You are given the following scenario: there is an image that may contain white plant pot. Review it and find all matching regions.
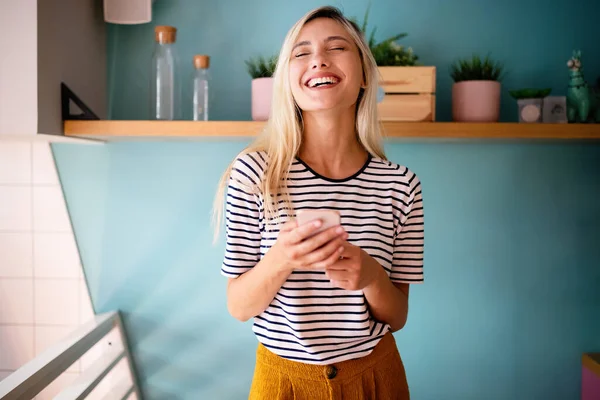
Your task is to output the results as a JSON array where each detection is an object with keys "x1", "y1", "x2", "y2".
[
  {"x1": 452, "y1": 80, "x2": 501, "y2": 122},
  {"x1": 251, "y1": 77, "x2": 274, "y2": 121}
]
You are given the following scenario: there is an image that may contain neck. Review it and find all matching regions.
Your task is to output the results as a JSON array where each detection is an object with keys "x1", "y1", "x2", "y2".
[{"x1": 298, "y1": 106, "x2": 366, "y2": 168}]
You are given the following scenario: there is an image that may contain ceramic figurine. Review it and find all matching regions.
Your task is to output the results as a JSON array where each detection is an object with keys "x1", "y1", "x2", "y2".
[{"x1": 566, "y1": 50, "x2": 599, "y2": 123}]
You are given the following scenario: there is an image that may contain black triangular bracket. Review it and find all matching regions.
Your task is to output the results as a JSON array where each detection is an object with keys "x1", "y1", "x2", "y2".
[{"x1": 61, "y1": 82, "x2": 99, "y2": 121}]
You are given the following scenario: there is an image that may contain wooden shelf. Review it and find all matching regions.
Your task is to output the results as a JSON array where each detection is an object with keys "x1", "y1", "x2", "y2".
[{"x1": 63, "y1": 120, "x2": 600, "y2": 141}]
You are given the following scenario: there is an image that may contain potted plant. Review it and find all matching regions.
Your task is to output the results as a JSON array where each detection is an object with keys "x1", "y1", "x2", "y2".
[
  {"x1": 450, "y1": 53, "x2": 505, "y2": 122},
  {"x1": 509, "y1": 88, "x2": 552, "y2": 123},
  {"x1": 351, "y1": 7, "x2": 436, "y2": 121},
  {"x1": 351, "y1": 6, "x2": 419, "y2": 67},
  {"x1": 245, "y1": 54, "x2": 278, "y2": 121}
]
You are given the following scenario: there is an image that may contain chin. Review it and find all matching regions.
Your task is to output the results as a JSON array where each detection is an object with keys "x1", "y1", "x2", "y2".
[
  {"x1": 297, "y1": 96, "x2": 354, "y2": 112},
  {"x1": 300, "y1": 101, "x2": 356, "y2": 114},
  {"x1": 300, "y1": 103, "x2": 338, "y2": 112}
]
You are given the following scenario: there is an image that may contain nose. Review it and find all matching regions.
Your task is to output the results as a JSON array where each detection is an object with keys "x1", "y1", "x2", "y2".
[
  {"x1": 311, "y1": 60, "x2": 328, "y2": 69},
  {"x1": 310, "y1": 50, "x2": 329, "y2": 69}
]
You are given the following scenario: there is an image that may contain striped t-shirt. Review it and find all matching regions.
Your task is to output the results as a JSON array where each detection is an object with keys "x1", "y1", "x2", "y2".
[{"x1": 221, "y1": 150, "x2": 424, "y2": 365}]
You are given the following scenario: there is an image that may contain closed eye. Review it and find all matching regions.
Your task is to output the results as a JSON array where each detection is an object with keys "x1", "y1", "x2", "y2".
[{"x1": 295, "y1": 52, "x2": 309, "y2": 58}]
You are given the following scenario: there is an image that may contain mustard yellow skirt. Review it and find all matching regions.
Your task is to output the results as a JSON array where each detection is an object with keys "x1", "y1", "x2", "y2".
[{"x1": 248, "y1": 332, "x2": 410, "y2": 400}]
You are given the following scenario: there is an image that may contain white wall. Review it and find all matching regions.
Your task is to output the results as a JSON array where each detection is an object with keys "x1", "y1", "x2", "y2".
[
  {"x1": 0, "y1": 140, "x2": 134, "y2": 399},
  {"x1": 0, "y1": 0, "x2": 38, "y2": 135}
]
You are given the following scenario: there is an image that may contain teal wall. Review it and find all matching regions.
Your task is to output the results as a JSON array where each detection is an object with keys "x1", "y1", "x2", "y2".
[
  {"x1": 53, "y1": 140, "x2": 600, "y2": 399},
  {"x1": 52, "y1": 0, "x2": 600, "y2": 399},
  {"x1": 107, "y1": 0, "x2": 600, "y2": 122}
]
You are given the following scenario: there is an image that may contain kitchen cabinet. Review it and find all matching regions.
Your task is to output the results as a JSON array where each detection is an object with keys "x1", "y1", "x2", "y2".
[{"x1": 0, "y1": 0, "x2": 106, "y2": 142}]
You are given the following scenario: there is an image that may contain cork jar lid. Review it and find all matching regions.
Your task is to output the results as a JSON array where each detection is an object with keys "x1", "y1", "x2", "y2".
[
  {"x1": 194, "y1": 55, "x2": 210, "y2": 69},
  {"x1": 155, "y1": 26, "x2": 177, "y2": 44}
]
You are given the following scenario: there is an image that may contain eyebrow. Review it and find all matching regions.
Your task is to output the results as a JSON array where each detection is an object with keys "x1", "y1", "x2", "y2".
[{"x1": 292, "y1": 35, "x2": 351, "y2": 51}]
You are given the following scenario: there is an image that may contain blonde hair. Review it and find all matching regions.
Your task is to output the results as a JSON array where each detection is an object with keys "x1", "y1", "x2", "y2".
[{"x1": 211, "y1": 5, "x2": 387, "y2": 242}]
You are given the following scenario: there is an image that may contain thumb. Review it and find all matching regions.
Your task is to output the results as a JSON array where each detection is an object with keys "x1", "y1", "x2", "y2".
[{"x1": 280, "y1": 219, "x2": 297, "y2": 233}]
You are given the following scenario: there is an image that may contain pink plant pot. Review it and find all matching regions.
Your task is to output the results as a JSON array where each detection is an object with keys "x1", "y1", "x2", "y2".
[
  {"x1": 452, "y1": 80, "x2": 501, "y2": 122},
  {"x1": 251, "y1": 77, "x2": 274, "y2": 121}
]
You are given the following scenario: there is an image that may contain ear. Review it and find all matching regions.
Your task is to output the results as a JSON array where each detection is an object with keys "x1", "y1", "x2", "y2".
[
  {"x1": 361, "y1": 73, "x2": 367, "y2": 89},
  {"x1": 361, "y1": 67, "x2": 368, "y2": 89}
]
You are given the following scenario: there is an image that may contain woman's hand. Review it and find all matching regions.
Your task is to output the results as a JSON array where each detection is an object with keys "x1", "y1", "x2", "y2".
[
  {"x1": 270, "y1": 219, "x2": 348, "y2": 273},
  {"x1": 324, "y1": 242, "x2": 381, "y2": 291}
]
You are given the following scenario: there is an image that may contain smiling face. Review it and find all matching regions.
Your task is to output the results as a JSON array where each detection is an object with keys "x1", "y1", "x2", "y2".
[{"x1": 289, "y1": 17, "x2": 364, "y2": 114}]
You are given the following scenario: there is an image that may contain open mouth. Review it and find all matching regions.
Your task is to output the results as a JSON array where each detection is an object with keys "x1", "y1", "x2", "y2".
[{"x1": 305, "y1": 76, "x2": 340, "y2": 88}]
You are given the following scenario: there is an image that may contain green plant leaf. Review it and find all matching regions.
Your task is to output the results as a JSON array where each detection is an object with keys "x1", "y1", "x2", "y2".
[
  {"x1": 352, "y1": 5, "x2": 419, "y2": 66},
  {"x1": 245, "y1": 54, "x2": 278, "y2": 79},
  {"x1": 368, "y1": 27, "x2": 377, "y2": 49},
  {"x1": 379, "y1": 33, "x2": 408, "y2": 44},
  {"x1": 449, "y1": 53, "x2": 505, "y2": 82},
  {"x1": 361, "y1": 5, "x2": 370, "y2": 34},
  {"x1": 509, "y1": 88, "x2": 552, "y2": 99}
]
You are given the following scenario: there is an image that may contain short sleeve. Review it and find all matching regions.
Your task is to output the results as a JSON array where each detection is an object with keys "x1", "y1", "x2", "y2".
[
  {"x1": 220, "y1": 156, "x2": 263, "y2": 278},
  {"x1": 390, "y1": 172, "x2": 424, "y2": 283}
]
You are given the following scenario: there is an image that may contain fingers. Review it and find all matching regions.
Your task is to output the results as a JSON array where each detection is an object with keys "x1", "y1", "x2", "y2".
[
  {"x1": 325, "y1": 268, "x2": 351, "y2": 290},
  {"x1": 304, "y1": 238, "x2": 346, "y2": 269},
  {"x1": 295, "y1": 226, "x2": 346, "y2": 254},
  {"x1": 329, "y1": 280, "x2": 349, "y2": 290},
  {"x1": 286, "y1": 219, "x2": 324, "y2": 244},
  {"x1": 280, "y1": 220, "x2": 297, "y2": 233},
  {"x1": 278, "y1": 219, "x2": 349, "y2": 271},
  {"x1": 305, "y1": 241, "x2": 352, "y2": 271},
  {"x1": 322, "y1": 253, "x2": 352, "y2": 270},
  {"x1": 326, "y1": 269, "x2": 350, "y2": 290},
  {"x1": 325, "y1": 268, "x2": 346, "y2": 281}
]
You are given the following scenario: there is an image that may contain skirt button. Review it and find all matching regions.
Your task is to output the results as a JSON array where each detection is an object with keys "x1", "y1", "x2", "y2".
[{"x1": 325, "y1": 365, "x2": 337, "y2": 379}]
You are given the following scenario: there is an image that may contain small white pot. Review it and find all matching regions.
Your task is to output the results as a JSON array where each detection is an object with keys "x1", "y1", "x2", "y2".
[
  {"x1": 452, "y1": 80, "x2": 501, "y2": 122},
  {"x1": 251, "y1": 77, "x2": 274, "y2": 121}
]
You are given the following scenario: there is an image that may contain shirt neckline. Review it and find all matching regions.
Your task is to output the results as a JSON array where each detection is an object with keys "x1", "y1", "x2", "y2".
[{"x1": 294, "y1": 153, "x2": 372, "y2": 183}]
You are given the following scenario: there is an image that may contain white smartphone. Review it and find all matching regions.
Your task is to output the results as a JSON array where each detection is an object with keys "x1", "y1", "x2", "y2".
[{"x1": 296, "y1": 209, "x2": 341, "y2": 237}]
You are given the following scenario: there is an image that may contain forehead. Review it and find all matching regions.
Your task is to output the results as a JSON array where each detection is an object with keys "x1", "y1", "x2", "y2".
[{"x1": 295, "y1": 17, "x2": 352, "y2": 43}]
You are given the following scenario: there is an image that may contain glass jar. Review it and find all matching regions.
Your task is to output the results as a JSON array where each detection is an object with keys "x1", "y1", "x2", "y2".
[
  {"x1": 150, "y1": 25, "x2": 181, "y2": 120},
  {"x1": 192, "y1": 55, "x2": 210, "y2": 121}
]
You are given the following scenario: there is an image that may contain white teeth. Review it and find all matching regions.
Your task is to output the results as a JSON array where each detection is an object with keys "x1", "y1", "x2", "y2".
[{"x1": 308, "y1": 76, "x2": 339, "y2": 88}]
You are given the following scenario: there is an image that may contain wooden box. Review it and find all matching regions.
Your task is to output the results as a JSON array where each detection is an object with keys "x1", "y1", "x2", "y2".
[{"x1": 377, "y1": 66, "x2": 436, "y2": 122}]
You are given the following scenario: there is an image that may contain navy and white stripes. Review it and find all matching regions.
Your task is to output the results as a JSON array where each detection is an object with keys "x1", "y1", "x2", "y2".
[{"x1": 221, "y1": 151, "x2": 424, "y2": 364}]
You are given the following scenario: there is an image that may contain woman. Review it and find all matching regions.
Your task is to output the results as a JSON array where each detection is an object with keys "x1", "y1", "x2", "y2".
[{"x1": 213, "y1": 6, "x2": 424, "y2": 399}]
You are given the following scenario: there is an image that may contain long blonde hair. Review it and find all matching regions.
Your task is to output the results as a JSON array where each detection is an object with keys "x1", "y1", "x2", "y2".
[{"x1": 212, "y1": 6, "x2": 387, "y2": 242}]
